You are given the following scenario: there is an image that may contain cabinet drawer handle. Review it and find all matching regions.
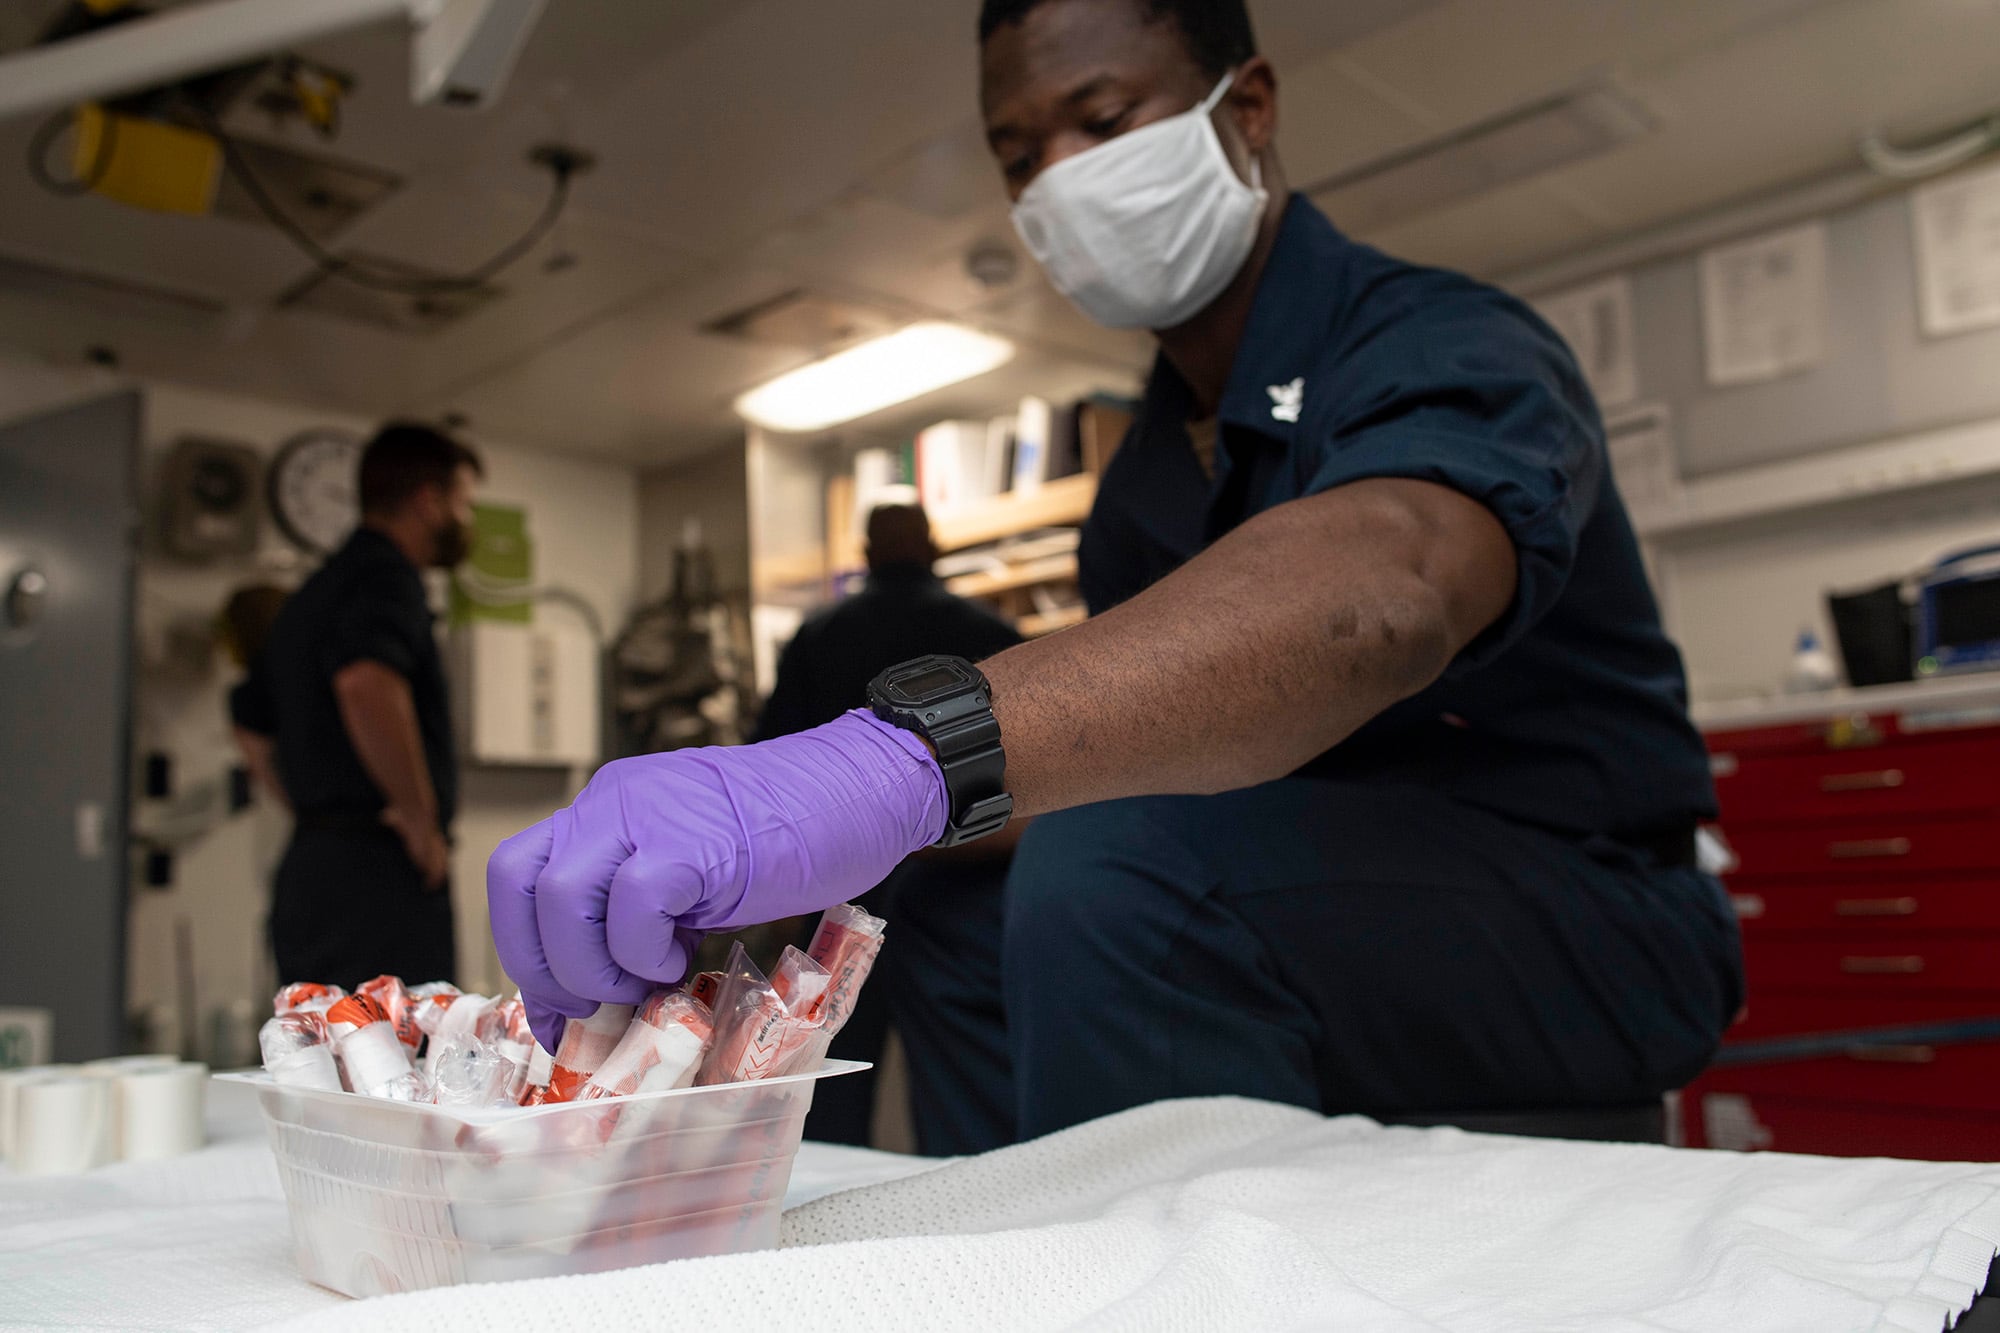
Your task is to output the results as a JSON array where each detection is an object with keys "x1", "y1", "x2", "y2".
[
  {"x1": 1845, "y1": 1044, "x2": 1937, "y2": 1064},
  {"x1": 1839, "y1": 955, "x2": 1925, "y2": 974},
  {"x1": 1828, "y1": 837, "x2": 1913, "y2": 859},
  {"x1": 1820, "y1": 769, "x2": 1906, "y2": 793},
  {"x1": 1834, "y1": 897, "x2": 1919, "y2": 917}
]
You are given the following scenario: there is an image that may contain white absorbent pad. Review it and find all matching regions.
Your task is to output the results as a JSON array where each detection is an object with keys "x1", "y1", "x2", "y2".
[{"x1": 266, "y1": 1096, "x2": 2000, "y2": 1333}]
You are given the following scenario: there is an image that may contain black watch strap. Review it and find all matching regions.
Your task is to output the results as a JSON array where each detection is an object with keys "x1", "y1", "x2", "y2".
[{"x1": 867, "y1": 655, "x2": 1012, "y2": 847}]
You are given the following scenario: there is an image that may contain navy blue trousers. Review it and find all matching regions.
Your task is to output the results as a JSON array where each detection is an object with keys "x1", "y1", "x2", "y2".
[{"x1": 889, "y1": 779, "x2": 1744, "y2": 1156}]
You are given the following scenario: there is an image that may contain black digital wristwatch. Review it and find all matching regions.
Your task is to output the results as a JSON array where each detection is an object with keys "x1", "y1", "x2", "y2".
[{"x1": 867, "y1": 654, "x2": 1012, "y2": 847}]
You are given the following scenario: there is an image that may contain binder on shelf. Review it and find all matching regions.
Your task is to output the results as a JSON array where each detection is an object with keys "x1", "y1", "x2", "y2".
[
  {"x1": 916, "y1": 419, "x2": 1001, "y2": 516},
  {"x1": 1012, "y1": 396, "x2": 1054, "y2": 496},
  {"x1": 985, "y1": 416, "x2": 1016, "y2": 506}
]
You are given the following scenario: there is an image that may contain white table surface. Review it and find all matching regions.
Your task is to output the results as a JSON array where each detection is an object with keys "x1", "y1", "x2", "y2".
[{"x1": 0, "y1": 1075, "x2": 937, "y2": 1332}]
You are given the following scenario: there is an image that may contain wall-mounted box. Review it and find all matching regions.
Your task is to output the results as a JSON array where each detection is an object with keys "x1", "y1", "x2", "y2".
[{"x1": 450, "y1": 621, "x2": 599, "y2": 767}]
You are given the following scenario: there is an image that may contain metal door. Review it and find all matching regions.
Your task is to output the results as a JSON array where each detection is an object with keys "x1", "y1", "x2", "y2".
[{"x1": 0, "y1": 392, "x2": 138, "y2": 1061}]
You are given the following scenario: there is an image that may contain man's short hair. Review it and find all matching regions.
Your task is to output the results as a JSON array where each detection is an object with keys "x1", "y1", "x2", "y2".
[
  {"x1": 865, "y1": 503, "x2": 935, "y2": 569},
  {"x1": 977, "y1": 0, "x2": 1257, "y2": 79},
  {"x1": 357, "y1": 421, "x2": 483, "y2": 517}
]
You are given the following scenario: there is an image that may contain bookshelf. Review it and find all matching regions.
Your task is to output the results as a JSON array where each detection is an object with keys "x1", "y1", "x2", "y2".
[
  {"x1": 945, "y1": 552, "x2": 1079, "y2": 600},
  {"x1": 819, "y1": 399, "x2": 1132, "y2": 640},
  {"x1": 932, "y1": 475, "x2": 1098, "y2": 552}
]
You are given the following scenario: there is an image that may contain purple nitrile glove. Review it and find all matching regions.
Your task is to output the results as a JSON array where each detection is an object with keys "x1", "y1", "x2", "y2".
[{"x1": 487, "y1": 709, "x2": 948, "y2": 1051}]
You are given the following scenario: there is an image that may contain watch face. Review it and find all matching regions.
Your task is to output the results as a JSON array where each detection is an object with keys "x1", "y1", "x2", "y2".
[
  {"x1": 891, "y1": 663, "x2": 967, "y2": 701},
  {"x1": 269, "y1": 429, "x2": 362, "y2": 555}
]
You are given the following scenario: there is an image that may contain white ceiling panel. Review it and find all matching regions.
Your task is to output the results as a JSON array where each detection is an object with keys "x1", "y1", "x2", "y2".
[
  {"x1": 540, "y1": 0, "x2": 987, "y2": 255},
  {"x1": 439, "y1": 264, "x2": 822, "y2": 463},
  {"x1": 971, "y1": 282, "x2": 1156, "y2": 375},
  {"x1": 1360, "y1": 179, "x2": 1606, "y2": 278},
  {"x1": 0, "y1": 285, "x2": 436, "y2": 415},
  {"x1": 1534, "y1": 0, "x2": 2000, "y2": 236},
  {"x1": 1250, "y1": 0, "x2": 1454, "y2": 65},
  {"x1": 1335, "y1": 0, "x2": 1848, "y2": 132},
  {"x1": 1274, "y1": 54, "x2": 1436, "y2": 187}
]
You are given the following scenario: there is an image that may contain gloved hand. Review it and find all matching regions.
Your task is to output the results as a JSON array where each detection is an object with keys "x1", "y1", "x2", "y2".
[{"x1": 488, "y1": 709, "x2": 948, "y2": 1051}]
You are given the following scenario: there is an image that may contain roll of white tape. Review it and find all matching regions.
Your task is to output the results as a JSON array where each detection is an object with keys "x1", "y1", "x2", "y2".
[
  {"x1": 116, "y1": 1063, "x2": 207, "y2": 1162},
  {"x1": 78, "y1": 1060, "x2": 150, "y2": 1164},
  {"x1": 13, "y1": 1076, "x2": 112, "y2": 1176},
  {"x1": 0, "y1": 1065, "x2": 80, "y2": 1164}
]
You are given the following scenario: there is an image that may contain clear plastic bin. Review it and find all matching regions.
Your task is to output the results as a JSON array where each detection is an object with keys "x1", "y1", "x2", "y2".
[{"x1": 218, "y1": 1060, "x2": 865, "y2": 1297}]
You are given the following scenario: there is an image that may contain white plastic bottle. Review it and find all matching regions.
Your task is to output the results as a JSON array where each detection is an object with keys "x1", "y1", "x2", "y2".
[{"x1": 1783, "y1": 627, "x2": 1841, "y2": 694}]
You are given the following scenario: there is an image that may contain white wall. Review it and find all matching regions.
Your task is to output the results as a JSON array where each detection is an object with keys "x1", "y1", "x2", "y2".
[
  {"x1": 1659, "y1": 480, "x2": 2000, "y2": 703},
  {"x1": 638, "y1": 443, "x2": 750, "y2": 601},
  {"x1": 1552, "y1": 170, "x2": 2000, "y2": 703},
  {"x1": 0, "y1": 351, "x2": 640, "y2": 1058}
]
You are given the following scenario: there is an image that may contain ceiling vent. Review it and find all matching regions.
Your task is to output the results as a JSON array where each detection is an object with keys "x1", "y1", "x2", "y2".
[
  {"x1": 702, "y1": 288, "x2": 901, "y2": 351},
  {"x1": 0, "y1": 250, "x2": 225, "y2": 329},
  {"x1": 1306, "y1": 82, "x2": 1656, "y2": 233},
  {"x1": 212, "y1": 135, "x2": 402, "y2": 243},
  {"x1": 276, "y1": 253, "x2": 501, "y2": 334}
]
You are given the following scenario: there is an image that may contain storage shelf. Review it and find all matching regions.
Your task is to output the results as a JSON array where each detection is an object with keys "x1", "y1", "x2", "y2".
[
  {"x1": 931, "y1": 474, "x2": 1097, "y2": 553},
  {"x1": 945, "y1": 553, "x2": 1078, "y2": 600},
  {"x1": 1635, "y1": 414, "x2": 2000, "y2": 545}
]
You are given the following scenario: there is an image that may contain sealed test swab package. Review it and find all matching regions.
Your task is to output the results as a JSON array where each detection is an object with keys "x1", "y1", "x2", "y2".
[{"x1": 229, "y1": 903, "x2": 882, "y2": 1297}]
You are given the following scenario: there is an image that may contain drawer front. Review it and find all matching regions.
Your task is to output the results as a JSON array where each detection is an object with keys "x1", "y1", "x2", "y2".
[
  {"x1": 1728, "y1": 994, "x2": 2000, "y2": 1040},
  {"x1": 1712, "y1": 735, "x2": 2000, "y2": 825},
  {"x1": 1728, "y1": 879, "x2": 2000, "y2": 933},
  {"x1": 1702, "y1": 1039, "x2": 2000, "y2": 1113},
  {"x1": 1743, "y1": 934, "x2": 2000, "y2": 995},
  {"x1": 1681, "y1": 1088, "x2": 2000, "y2": 1160},
  {"x1": 1726, "y1": 815, "x2": 2000, "y2": 876}
]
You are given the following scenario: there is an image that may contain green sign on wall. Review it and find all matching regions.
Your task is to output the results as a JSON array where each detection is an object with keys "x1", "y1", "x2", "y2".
[{"x1": 450, "y1": 502, "x2": 533, "y2": 625}]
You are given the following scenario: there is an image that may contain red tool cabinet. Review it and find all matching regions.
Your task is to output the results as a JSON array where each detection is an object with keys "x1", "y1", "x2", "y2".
[{"x1": 1682, "y1": 698, "x2": 2000, "y2": 1160}]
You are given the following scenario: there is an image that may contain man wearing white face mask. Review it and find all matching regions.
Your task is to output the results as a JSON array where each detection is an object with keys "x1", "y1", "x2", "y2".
[{"x1": 488, "y1": 0, "x2": 1742, "y2": 1156}]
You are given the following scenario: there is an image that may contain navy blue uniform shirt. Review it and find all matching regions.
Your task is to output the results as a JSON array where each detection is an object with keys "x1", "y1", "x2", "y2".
[
  {"x1": 1079, "y1": 194, "x2": 1715, "y2": 842},
  {"x1": 230, "y1": 527, "x2": 457, "y2": 830}
]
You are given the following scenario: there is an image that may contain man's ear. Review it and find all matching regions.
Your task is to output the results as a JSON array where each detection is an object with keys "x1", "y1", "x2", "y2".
[{"x1": 1229, "y1": 56, "x2": 1277, "y2": 155}]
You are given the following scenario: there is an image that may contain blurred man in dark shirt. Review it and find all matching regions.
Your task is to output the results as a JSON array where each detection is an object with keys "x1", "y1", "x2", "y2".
[
  {"x1": 755, "y1": 504, "x2": 1023, "y2": 1148},
  {"x1": 232, "y1": 423, "x2": 481, "y2": 990}
]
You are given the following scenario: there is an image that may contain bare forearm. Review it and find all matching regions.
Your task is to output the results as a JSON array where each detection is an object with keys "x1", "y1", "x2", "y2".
[
  {"x1": 232, "y1": 727, "x2": 290, "y2": 811},
  {"x1": 984, "y1": 479, "x2": 1516, "y2": 817},
  {"x1": 334, "y1": 662, "x2": 437, "y2": 823}
]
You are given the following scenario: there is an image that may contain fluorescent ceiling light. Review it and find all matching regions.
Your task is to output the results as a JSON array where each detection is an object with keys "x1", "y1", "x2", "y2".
[{"x1": 734, "y1": 321, "x2": 1016, "y2": 433}]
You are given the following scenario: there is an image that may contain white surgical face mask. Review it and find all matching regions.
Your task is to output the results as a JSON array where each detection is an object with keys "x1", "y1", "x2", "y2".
[{"x1": 1011, "y1": 71, "x2": 1267, "y2": 331}]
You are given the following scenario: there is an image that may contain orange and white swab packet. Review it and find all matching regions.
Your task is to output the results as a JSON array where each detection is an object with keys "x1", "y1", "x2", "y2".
[
  {"x1": 544, "y1": 1002, "x2": 635, "y2": 1103},
  {"x1": 324, "y1": 994, "x2": 429, "y2": 1101},
  {"x1": 258, "y1": 1010, "x2": 343, "y2": 1091},
  {"x1": 423, "y1": 995, "x2": 528, "y2": 1108},
  {"x1": 696, "y1": 943, "x2": 826, "y2": 1086},
  {"x1": 273, "y1": 982, "x2": 344, "y2": 1016},
  {"x1": 356, "y1": 975, "x2": 428, "y2": 1054},
  {"x1": 806, "y1": 902, "x2": 886, "y2": 1036},
  {"x1": 576, "y1": 991, "x2": 714, "y2": 1100}
]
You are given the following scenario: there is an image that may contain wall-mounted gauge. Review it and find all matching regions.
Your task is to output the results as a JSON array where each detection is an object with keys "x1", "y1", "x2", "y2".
[
  {"x1": 267, "y1": 428, "x2": 362, "y2": 556},
  {"x1": 162, "y1": 438, "x2": 262, "y2": 561}
]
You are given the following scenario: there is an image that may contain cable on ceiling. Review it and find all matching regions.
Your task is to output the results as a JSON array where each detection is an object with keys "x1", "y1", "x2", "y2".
[
  {"x1": 1859, "y1": 114, "x2": 2000, "y2": 181},
  {"x1": 190, "y1": 100, "x2": 580, "y2": 296},
  {"x1": 25, "y1": 106, "x2": 118, "y2": 196}
]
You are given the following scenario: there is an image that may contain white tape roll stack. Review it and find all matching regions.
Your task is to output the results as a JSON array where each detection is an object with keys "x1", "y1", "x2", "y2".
[
  {"x1": 12, "y1": 1076, "x2": 113, "y2": 1176},
  {"x1": 115, "y1": 1062, "x2": 208, "y2": 1162}
]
